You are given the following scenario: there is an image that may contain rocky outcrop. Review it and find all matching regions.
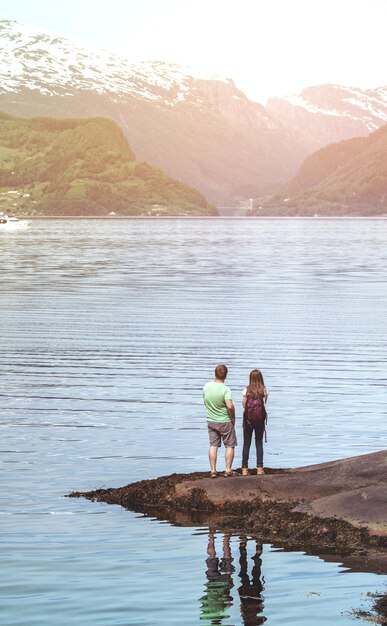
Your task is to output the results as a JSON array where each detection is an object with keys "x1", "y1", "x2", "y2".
[
  {"x1": 68, "y1": 451, "x2": 387, "y2": 566},
  {"x1": 175, "y1": 451, "x2": 387, "y2": 536}
]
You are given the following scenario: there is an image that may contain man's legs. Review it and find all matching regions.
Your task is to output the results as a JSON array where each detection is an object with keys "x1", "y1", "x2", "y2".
[
  {"x1": 209, "y1": 446, "x2": 218, "y2": 473},
  {"x1": 225, "y1": 446, "x2": 234, "y2": 473}
]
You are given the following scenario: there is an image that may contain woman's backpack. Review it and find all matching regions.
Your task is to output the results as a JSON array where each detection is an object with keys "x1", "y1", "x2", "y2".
[{"x1": 244, "y1": 394, "x2": 267, "y2": 427}]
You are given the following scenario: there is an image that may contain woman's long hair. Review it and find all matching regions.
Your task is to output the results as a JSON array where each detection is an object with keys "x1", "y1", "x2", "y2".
[{"x1": 246, "y1": 369, "x2": 265, "y2": 397}]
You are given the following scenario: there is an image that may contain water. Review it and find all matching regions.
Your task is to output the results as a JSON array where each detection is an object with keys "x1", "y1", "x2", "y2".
[{"x1": 1, "y1": 218, "x2": 386, "y2": 625}]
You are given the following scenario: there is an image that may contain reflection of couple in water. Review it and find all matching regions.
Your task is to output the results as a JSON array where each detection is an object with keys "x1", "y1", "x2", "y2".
[{"x1": 200, "y1": 529, "x2": 266, "y2": 625}]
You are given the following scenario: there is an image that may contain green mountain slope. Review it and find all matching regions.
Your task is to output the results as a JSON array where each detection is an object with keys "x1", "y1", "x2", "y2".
[
  {"x1": 262, "y1": 123, "x2": 387, "y2": 215},
  {"x1": 0, "y1": 112, "x2": 213, "y2": 216}
]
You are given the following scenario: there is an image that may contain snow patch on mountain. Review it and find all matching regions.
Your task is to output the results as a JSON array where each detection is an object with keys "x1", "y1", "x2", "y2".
[
  {"x1": 281, "y1": 94, "x2": 343, "y2": 117},
  {"x1": 276, "y1": 84, "x2": 387, "y2": 131}
]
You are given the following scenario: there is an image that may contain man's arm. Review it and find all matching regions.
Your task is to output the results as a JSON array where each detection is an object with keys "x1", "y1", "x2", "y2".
[{"x1": 225, "y1": 399, "x2": 235, "y2": 424}]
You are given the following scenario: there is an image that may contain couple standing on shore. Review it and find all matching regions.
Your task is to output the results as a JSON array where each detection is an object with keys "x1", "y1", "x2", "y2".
[{"x1": 203, "y1": 364, "x2": 268, "y2": 478}]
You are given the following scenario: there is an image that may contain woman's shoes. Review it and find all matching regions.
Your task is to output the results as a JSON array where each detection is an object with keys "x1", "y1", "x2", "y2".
[
  {"x1": 241, "y1": 467, "x2": 265, "y2": 475},
  {"x1": 210, "y1": 469, "x2": 263, "y2": 477}
]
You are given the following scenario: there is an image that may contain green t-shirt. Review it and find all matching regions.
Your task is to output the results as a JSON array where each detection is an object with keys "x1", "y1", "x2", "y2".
[{"x1": 203, "y1": 381, "x2": 232, "y2": 423}]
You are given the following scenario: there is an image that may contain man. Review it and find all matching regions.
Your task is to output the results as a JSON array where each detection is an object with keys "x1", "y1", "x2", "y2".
[{"x1": 203, "y1": 364, "x2": 237, "y2": 478}]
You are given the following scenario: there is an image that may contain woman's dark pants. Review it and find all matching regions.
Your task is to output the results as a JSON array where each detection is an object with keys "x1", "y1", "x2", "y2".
[{"x1": 242, "y1": 423, "x2": 264, "y2": 467}]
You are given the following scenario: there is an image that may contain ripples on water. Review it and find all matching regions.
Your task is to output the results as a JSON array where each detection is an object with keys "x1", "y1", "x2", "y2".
[{"x1": 1, "y1": 218, "x2": 386, "y2": 625}]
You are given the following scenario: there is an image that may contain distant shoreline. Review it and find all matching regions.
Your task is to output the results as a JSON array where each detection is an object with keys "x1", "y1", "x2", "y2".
[{"x1": 20, "y1": 215, "x2": 387, "y2": 220}]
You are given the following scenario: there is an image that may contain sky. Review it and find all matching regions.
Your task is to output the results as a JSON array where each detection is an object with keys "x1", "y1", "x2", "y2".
[{"x1": 1, "y1": 0, "x2": 386, "y2": 104}]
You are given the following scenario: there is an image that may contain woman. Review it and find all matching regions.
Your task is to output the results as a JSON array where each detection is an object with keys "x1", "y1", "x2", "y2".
[{"x1": 241, "y1": 369, "x2": 268, "y2": 476}]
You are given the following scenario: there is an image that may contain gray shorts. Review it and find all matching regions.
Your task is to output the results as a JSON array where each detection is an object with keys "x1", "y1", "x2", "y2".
[{"x1": 208, "y1": 421, "x2": 237, "y2": 448}]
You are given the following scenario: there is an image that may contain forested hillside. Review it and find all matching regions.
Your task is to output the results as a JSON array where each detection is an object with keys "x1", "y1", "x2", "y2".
[
  {"x1": 261, "y1": 123, "x2": 387, "y2": 215},
  {"x1": 0, "y1": 112, "x2": 213, "y2": 215}
]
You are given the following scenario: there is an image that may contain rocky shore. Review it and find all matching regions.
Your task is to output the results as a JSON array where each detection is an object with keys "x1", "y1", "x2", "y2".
[{"x1": 69, "y1": 450, "x2": 386, "y2": 566}]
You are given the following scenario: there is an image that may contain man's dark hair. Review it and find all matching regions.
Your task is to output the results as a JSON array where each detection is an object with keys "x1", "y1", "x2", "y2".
[{"x1": 215, "y1": 364, "x2": 228, "y2": 380}]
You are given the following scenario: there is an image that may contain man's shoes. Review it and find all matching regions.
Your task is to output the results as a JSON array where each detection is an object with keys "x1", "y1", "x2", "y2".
[
  {"x1": 241, "y1": 467, "x2": 249, "y2": 476},
  {"x1": 257, "y1": 466, "x2": 265, "y2": 475},
  {"x1": 210, "y1": 472, "x2": 218, "y2": 479},
  {"x1": 223, "y1": 470, "x2": 238, "y2": 477}
]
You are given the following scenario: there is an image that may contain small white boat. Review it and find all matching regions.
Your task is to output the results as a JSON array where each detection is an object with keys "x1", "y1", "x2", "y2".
[{"x1": 0, "y1": 213, "x2": 30, "y2": 229}]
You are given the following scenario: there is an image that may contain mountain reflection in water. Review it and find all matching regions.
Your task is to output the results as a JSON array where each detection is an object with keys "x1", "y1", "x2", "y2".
[{"x1": 200, "y1": 530, "x2": 266, "y2": 625}]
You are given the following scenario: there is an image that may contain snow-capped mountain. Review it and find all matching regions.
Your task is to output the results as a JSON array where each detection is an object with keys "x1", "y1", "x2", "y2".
[
  {"x1": 2, "y1": 21, "x2": 386, "y2": 203},
  {"x1": 0, "y1": 20, "x2": 305, "y2": 202},
  {"x1": 0, "y1": 20, "x2": 231, "y2": 101},
  {"x1": 267, "y1": 84, "x2": 387, "y2": 150}
]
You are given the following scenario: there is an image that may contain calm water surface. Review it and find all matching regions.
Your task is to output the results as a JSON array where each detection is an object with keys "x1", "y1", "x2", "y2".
[{"x1": 1, "y1": 218, "x2": 386, "y2": 625}]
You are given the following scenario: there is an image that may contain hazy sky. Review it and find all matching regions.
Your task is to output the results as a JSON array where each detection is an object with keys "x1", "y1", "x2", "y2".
[{"x1": 1, "y1": 0, "x2": 386, "y2": 103}]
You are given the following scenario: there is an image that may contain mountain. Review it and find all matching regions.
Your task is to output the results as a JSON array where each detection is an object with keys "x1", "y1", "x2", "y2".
[
  {"x1": 267, "y1": 84, "x2": 387, "y2": 152},
  {"x1": 0, "y1": 20, "x2": 308, "y2": 204},
  {"x1": 2, "y1": 21, "x2": 387, "y2": 210},
  {"x1": 0, "y1": 112, "x2": 213, "y2": 216},
  {"x1": 260, "y1": 122, "x2": 387, "y2": 215}
]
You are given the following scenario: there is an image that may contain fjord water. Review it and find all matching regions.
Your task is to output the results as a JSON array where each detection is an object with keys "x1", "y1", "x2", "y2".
[{"x1": 1, "y1": 218, "x2": 386, "y2": 625}]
